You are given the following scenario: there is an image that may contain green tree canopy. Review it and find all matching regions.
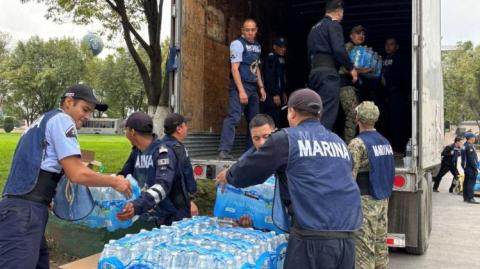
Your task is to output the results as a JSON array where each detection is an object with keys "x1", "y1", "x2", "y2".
[
  {"x1": 3, "y1": 37, "x2": 86, "y2": 124},
  {"x1": 443, "y1": 41, "x2": 480, "y2": 125}
]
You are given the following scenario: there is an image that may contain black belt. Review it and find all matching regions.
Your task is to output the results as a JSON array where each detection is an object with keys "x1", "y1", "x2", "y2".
[
  {"x1": 290, "y1": 218, "x2": 354, "y2": 239},
  {"x1": 356, "y1": 171, "x2": 371, "y2": 196},
  {"x1": 4, "y1": 194, "x2": 50, "y2": 206},
  {"x1": 310, "y1": 53, "x2": 336, "y2": 69},
  {"x1": 6, "y1": 170, "x2": 62, "y2": 206},
  {"x1": 291, "y1": 225, "x2": 354, "y2": 240}
]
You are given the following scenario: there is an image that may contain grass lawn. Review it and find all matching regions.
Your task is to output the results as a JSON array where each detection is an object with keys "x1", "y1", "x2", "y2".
[{"x1": 0, "y1": 133, "x2": 132, "y2": 192}]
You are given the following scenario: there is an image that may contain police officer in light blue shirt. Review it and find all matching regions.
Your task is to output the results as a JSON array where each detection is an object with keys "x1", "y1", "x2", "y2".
[
  {"x1": 218, "y1": 18, "x2": 267, "y2": 160},
  {"x1": 217, "y1": 89, "x2": 362, "y2": 269},
  {"x1": 0, "y1": 84, "x2": 131, "y2": 269}
]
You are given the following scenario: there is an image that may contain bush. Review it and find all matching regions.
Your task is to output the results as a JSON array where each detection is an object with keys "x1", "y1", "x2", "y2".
[{"x1": 3, "y1": 117, "x2": 14, "y2": 133}]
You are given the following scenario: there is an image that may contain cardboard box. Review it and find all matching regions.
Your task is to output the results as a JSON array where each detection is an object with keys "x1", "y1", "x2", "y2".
[
  {"x1": 81, "y1": 150, "x2": 103, "y2": 170},
  {"x1": 59, "y1": 253, "x2": 100, "y2": 269}
]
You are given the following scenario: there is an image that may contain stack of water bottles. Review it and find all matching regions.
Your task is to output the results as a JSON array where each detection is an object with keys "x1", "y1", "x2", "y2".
[
  {"x1": 76, "y1": 174, "x2": 141, "y2": 232},
  {"x1": 98, "y1": 216, "x2": 288, "y2": 269},
  {"x1": 349, "y1": 45, "x2": 383, "y2": 78},
  {"x1": 213, "y1": 176, "x2": 282, "y2": 233}
]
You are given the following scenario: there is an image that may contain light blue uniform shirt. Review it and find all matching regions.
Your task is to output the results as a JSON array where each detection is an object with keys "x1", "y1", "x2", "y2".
[
  {"x1": 40, "y1": 111, "x2": 81, "y2": 173},
  {"x1": 230, "y1": 40, "x2": 244, "y2": 63}
]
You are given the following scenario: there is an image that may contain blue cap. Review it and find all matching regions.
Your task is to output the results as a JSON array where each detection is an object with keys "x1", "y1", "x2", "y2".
[
  {"x1": 273, "y1": 37, "x2": 287, "y2": 47},
  {"x1": 465, "y1": 132, "x2": 476, "y2": 139}
]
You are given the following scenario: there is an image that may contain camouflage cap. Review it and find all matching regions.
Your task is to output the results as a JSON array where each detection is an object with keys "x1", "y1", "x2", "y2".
[{"x1": 356, "y1": 101, "x2": 379, "y2": 124}]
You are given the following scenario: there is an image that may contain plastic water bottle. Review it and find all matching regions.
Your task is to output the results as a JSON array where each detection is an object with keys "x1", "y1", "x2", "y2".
[{"x1": 406, "y1": 138, "x2": 413, "y2": 157}]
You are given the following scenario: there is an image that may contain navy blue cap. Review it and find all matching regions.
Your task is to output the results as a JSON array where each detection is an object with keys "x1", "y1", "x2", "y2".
[
  {"x1": 164, "y1": 113, "x2": 190, "y2": 135},
  {"x1": 273, "y1": 37, "x2": 287, "y2": 47},
  {"x1": 465, "y1": 132, "x2": 476, "y2": 139},
  {"x1": 126, "y1": 112, "x2": 153, "y2": 133}
]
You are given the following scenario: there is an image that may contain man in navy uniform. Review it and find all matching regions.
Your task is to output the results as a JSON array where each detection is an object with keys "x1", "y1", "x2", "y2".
[
  {"x1": 217, "y1": 88, "x2": 362, "y2": 268},
  {"x1": 461, "y1": 132, "x2": 480, "y2": 204},
  {"x1": 117, "y1": 113, "x2": 199, "y2": 225},
  {"x1": 348, "y1": 101, "x2": 395, "y2": 269},
  {"x1": 262, "y1": 37, "x2": 288, "y2": 127},
  {"x1": 432, "y1": 137, "x2": 463, "y2": 193},
  {"x1": 218, "y1": 18, "x2": 267, "y2": 160},
  {"x1": 307, "y1": 0, "x2": 358, "y2": 130},
  {"x1": 0, "y1": 84, "x2": 132, "y2": 269}
]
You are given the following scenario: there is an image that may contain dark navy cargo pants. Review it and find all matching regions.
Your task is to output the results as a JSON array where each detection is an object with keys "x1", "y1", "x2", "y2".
[
  {"x1": 308, "y1": 68, "x2": 341, "y2": 130},
  {"x1": 284, "y1": 233, "x2": 355, "y2": 269},
  {"x1": 219, "y1": 80, "x2": 259, "y2": 152},
  {"x1": 0, "y1": 198, "x2": 50, "y2": 269}
]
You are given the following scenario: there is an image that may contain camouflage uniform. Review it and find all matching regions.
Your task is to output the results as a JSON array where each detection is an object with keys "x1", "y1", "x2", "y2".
[
  {"x1": 348, "y1": 101, "x2": 389, "y2": 269},
  {"x1": 340, "y1": 86, "x2": 360, "y2": 144},
  {"x1": 340, "y1": 41, "x2": 359, "y2": 144}
]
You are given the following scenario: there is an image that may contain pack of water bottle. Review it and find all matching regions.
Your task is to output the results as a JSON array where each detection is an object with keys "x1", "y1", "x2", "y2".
[
  {"x1": 76, "y1": 174, "x2": 141, "y2": 232},
  {"x1": 349, "y1": 45, "x2": 383, "y2": 78},
  {"x1": 475, "y1": 163, "x2": 480, "y2": 192},
  {"x1": 213, "y1": 176, "x2": 282, "y2": 233},
  {"x1": 97, "y1": 216, "x2": 288, "y2": 269}
]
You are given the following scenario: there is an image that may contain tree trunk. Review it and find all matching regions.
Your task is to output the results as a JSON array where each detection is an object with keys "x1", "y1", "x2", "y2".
[{"x1": 148, "y1": 105, "x2": 170, "y2": 136}]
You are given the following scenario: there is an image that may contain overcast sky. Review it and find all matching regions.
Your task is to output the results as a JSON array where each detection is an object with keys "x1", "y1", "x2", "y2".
[{"x1": 0, "y1": 0, "x2": 478, "y2": 55}]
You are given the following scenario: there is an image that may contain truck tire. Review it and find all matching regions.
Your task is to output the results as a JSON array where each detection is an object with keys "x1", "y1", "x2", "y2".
[{"x1": 405, "y1": 175, "x2": 432, "y2": 255}]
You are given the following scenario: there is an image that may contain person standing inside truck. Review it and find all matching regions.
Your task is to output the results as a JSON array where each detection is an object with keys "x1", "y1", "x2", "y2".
[
  {"x1": 339, "y1": 25, "x2": 374, "y2": 144},
  {"x1": 217, "y1": 88, "x2": 362, "y2": 269},
  {"x1": 432, "y1": 137, "x2": 463, "y2": 193},
  {"x1": 117, "y1": 112, "x2": 199, "y2": 226},
  {"x1": 347, "y1": 101, "x2": 395, "y2": 269},
  {"x1": 218, "y1": 18, "x2": 267, "y2": 160},
  {"x1": 307, "y1": 0, "x2": 358, "y2": 130},
  {"x1": 461, "y1": 132, "x2": 480, "y2": 204},
  {"x1": 382, "y1": 37, "x2": 409, "y2": 154},
  {"x1": 0, "y1": 84, "x2": 132, "y2": 269},
  {"x1": 262, "y1": 37, "x2": 288, "y2": 128}
]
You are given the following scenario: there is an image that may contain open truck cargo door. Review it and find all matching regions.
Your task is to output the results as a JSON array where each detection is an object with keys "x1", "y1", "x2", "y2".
[{"x1": 418, "y1": 0, "x2": 443, "y2": 169}]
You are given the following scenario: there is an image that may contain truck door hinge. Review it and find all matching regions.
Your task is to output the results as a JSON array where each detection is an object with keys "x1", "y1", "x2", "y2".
[
  {"x1": 413, "y1": 88, "x2": 419, "y2": 103},
  {"x1": 171, "y1": 4, "x2": 176, "y2": 18},
  {"x1": 413, "y1": 33, "x2": 420, "y2": 49}
]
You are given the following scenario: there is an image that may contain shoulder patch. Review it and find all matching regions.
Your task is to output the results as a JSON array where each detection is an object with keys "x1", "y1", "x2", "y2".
[
  {"x1": 158, "y1": 145, "x2": 168, "y2": 154},
  {"x1": 158, "y1": 158, "x2": 170, "y2": 166},
  {"x1": 65, "y1": 126, "x2": 77, "y2": 138}
]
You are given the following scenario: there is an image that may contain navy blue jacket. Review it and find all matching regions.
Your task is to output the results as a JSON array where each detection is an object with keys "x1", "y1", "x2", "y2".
[
  {"x1": 382, "y1": 53, "x2": 407, "y2": 92},
  {"x1": 441, "y1": 143, "x2": 461, "y2": 167},
  {"x1": 263, "y1": 52, "x2": 286, "y2": 97},
  {"x1": 461, "y1": 142, "x2": 478, "y2": 172},
  {"x1": 307, "y1": 16, "x2": 353, "y2": 70},
  {"x1": 227, "y1": 119, "x2": 362, "y2": 232},
  {"x1": 118, "y1": 137, "x2": 178, "y2": 216}
]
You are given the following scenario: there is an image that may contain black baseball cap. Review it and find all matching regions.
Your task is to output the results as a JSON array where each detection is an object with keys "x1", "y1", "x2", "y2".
[
  {"x1": 63, "y1": 84, "x2": 108, "y2": 111},
  {"x1": 164, "y1": 113, "x2": 190, "y2": 135},
  {"x1": 283, "y1": 88, "x2": 323, "y2": 115},
  {"x1": 125, "y1": 112, "x2": 153, "y2": 134},
  {"x1": 273, "y1": 37, "x2": 287, "y2": 47}
]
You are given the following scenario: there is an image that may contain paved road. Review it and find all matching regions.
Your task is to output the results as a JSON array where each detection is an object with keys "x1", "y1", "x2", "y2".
[{"x1": 390, "y1": 174, "x2": 480, "y2": 269}]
